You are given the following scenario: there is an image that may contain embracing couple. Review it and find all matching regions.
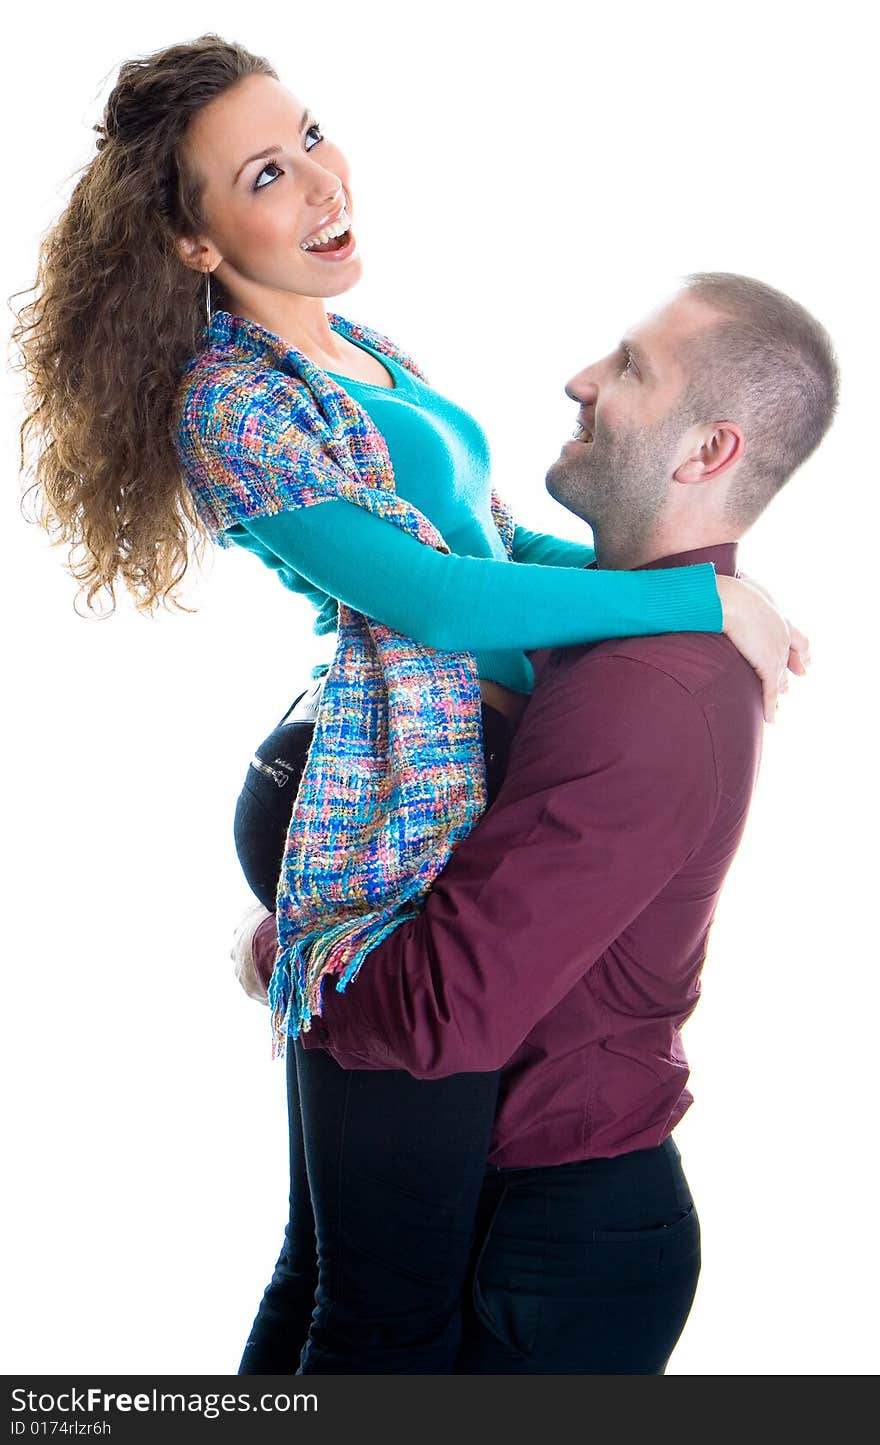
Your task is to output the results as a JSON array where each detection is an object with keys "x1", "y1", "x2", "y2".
[
  {"x1": 230, "y1": 273, "x2": 836, "y2": 1374},
  {"x1": 19, "y1": 33, "x2": 837, "y2": 1375}
]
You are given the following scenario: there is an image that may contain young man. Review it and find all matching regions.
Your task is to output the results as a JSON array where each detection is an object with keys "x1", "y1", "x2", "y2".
[{"x1": 243, "y1": 273, "x2": 838, "y2": 1372}]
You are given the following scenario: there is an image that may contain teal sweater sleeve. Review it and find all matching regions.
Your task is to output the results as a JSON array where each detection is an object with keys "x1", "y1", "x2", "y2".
[
  {"x1": 511, "y1": 523, "x2": 596, "y2": 570},
  {"x1": 230, "y1": 499, "x2": 723, "y2": 652}
]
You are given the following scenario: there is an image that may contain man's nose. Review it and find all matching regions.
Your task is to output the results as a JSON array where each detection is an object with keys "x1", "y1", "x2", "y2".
[{"x1": 564, "y1": 373, "x2": 599, "y2": 404}]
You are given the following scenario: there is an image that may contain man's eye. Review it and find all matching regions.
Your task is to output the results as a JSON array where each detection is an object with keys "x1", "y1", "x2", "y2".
[
  {"x1": 304, "y1": 123, "x2": 324, "y2": 151},
  {"x1": 621, "y1": 349, "x2": 635, "y2": 376},
  {"x1": 254, "y1": 161, "x2": 283, "y2": 191}
]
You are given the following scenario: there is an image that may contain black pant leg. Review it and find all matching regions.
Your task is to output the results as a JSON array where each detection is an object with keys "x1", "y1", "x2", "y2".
[
  {"x1": 295, "y1": 1045, "x2": 500, "y2": 1374},
  {"x1": 236, "y1": 1031, "x2": 319, "y2": 1373}
]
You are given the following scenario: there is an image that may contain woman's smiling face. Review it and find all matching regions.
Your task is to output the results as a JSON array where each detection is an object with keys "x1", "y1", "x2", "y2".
[{"x1": 178, "y1": 72, "x2": 361, "y2": 304}]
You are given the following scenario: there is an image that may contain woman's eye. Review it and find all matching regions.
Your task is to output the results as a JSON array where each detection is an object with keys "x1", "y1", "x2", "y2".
[
  {"x1": 254, "y1": 161, "x2": 283, "y2": 191},
  {"x1": 253, "y1": 125, "x2": 323, "y2": 188}
]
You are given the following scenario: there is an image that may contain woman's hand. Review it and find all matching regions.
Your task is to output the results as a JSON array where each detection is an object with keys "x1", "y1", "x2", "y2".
[
  {"x1": 716, "y1": 574, "x2": 808, "y2": 723},
  {"x1": 230, "y1": 899, "x2": 273, "y2": 1005},
  {"x1": 734, "y1": 571, "x2": 811, "y2": 679}
]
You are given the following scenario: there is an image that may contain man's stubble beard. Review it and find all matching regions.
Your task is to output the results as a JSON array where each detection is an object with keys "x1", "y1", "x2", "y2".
[{"x1": 545, "y1": 411, "x2": 685, "y2": 568}]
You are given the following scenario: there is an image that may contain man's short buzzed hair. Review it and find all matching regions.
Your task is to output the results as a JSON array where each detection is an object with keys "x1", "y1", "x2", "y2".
[{"x1": 680, "y1": 272, "x2": 839, "y2": 526}]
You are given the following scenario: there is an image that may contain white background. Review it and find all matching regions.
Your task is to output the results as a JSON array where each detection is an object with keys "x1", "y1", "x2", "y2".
[{"x1": 2, "y1": 0, "x2": 876, "y2": 1377}]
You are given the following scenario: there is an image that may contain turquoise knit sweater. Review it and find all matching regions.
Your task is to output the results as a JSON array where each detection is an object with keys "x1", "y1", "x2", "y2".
[{"x1": 225, "y1": 336, "x2": 722, "y2": 693}]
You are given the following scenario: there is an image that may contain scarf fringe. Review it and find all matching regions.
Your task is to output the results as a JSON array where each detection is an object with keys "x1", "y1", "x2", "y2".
[{"x1": 268, "y1": 907, "x2": 417, "y2": 1059}]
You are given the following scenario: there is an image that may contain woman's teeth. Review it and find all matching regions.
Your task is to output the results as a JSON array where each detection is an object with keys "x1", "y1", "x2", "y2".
[{"x1": 301, "y1": 213, "x2": 351, "y2": 251}]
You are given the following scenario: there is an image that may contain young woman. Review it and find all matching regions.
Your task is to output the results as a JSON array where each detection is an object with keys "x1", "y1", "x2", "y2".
[{"x1": 13, "y1": 35, "x2": 796, "y2": 1373}]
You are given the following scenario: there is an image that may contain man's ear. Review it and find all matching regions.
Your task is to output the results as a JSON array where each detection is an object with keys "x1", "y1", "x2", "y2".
[{"x1": 674, "y1": 423, "x2": 744, "y2": 485}]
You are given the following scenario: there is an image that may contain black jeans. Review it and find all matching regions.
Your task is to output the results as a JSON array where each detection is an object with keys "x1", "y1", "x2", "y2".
[
  {"x1": 456, "y1": 1138, "x2": 701, "y2": 1374},
  {"x1": 235, "y1": 689, "x2": 513, "y2": 1374}
]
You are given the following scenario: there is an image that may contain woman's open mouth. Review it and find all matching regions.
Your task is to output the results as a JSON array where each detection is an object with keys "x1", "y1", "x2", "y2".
[{"x1": 300, "y1": 209, "x2": 356, "y2": 261}]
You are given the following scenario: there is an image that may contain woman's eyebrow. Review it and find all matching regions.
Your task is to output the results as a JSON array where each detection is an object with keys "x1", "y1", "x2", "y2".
[{"x1": 232, "y1": 110, "x2": 315, "y2": 184}]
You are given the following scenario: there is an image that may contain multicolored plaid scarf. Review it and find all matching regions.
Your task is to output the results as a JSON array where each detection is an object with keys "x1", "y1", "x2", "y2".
[{"x1": 175, "y1": 310, "x2": 516, "y2": 1057}]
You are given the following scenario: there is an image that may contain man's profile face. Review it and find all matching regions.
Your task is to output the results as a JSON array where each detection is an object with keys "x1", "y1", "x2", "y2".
[{"x1": 545, "y1": 292, "x2": 722, "y2": 547}]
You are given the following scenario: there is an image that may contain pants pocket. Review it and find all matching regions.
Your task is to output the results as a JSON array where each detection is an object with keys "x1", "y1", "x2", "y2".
[
  {"x1": 590, "y1": 1202, "x2": 701, "y2": 1272},
  {"x1": 469, "y1": 1182, "x2": 546, "y2": 1359},
  {"x1": 471, "y1": 1276, "x2": 541, "y2": 1360}
]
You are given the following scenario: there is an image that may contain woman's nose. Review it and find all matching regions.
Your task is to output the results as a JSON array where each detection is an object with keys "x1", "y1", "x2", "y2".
[{"x1": 303, "y1": 158, "x2": 344, "y2": 210}]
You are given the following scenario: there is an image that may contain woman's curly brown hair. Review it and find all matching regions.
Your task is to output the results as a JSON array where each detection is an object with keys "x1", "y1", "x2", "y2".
[{"x1": 9, "y1": 34, "x2": 277, "y2": 614}]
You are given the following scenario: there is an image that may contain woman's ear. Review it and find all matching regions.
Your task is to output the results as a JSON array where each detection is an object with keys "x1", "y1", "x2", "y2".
[
  {"x1": 175, "y1": 234, "x2": 219, "y2": 273},
  {"x1": 674, "y1": 423, "x2": 745, "y2": 485}
]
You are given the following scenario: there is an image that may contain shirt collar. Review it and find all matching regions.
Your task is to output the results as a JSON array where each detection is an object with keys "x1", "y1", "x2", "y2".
[
  {"x1": 636, "y1": 541, "x2": 738, "y2": 577},
  {"x1": 588, "y1": 541, "x2": 738, "y2": 578}
]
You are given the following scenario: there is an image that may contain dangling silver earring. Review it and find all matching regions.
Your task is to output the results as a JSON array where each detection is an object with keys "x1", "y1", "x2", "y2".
[{"x1": 204, "y1": 268, "x2": 213, "y2": 326}]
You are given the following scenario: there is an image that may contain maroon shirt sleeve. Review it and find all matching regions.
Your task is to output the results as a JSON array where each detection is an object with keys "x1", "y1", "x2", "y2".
[{"x1": 258, "y1": 655, "x2": 721, "y2": 1077}]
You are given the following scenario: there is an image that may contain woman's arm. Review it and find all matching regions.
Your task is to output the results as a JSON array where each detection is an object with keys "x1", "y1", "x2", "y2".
[
  {"x1": 194, "y1": 378, "x2": 790, "y2": 713},
  {"x1": 511, "y1": 523, "x2": 596, "y2": 570},
  {"x1": 233, "y1": 499, "x2": 722, "y2": 652}
]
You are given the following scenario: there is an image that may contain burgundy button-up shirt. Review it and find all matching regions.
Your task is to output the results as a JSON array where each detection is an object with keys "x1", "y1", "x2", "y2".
[{"x1": 256, "y1": 542, "x2": 764, "y2": 1167}]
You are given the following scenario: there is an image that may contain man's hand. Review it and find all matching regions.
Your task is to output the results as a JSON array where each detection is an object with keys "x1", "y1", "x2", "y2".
[{"x1": 231, "y1": 900, "x2": 273, "y2": 1005}]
